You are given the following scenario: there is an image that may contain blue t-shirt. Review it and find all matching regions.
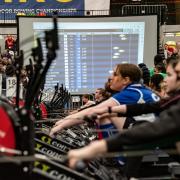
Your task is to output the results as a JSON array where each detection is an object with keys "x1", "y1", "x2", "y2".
[
  {"x1": 100, "y1": 84, "x2": 160, "y2": 137},
  {"x1": 112, "y1": 83, "x2": 160, "y2": 105},
  {"x1": 99, "y1": 83, "x2": 160, "y2": 165}
]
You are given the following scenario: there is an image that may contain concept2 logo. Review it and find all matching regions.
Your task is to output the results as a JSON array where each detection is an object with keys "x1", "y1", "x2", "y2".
[{"x1": 4, "y1": 0, "x2": 72, "y2": 3}]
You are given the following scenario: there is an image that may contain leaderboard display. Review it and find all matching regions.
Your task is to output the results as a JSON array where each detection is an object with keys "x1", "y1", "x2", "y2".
[{"x1": 18, "y1": 16, "x2": 157, "y2": 94}]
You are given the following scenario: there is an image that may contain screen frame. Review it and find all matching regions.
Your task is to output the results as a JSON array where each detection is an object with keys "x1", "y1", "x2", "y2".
[{"x1": 17, "y1": 15, "x2": 158, "y2": 94}]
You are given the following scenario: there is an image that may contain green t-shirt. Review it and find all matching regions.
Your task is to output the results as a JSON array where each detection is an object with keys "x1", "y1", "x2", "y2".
[{"x1": 149, "y1": 68, "x2": 166, "y2": 78}]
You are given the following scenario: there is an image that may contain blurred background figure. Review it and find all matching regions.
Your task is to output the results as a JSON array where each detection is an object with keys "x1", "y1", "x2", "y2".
[
  {"x1": 150, "y1": 54, "x2": 166, "y2": 78},
  {"x1": 5, "y1": 34, "x2": 16, "y2": 51},
  {"x1": 154, "y1": 63, "x2": 166, "y2": 77},
  {"x1": 80, "y1": 94, "x2": 95, "y2": 109},
  {"x1": 94, "y1": 88, "x2": 111, "y2": 104},
  {"x1": 164, "y1": 43, "x2": 177, "y2": 59},
  {"x1": 149, "y1": 74, "x2": 165, "y2": 98},
  {"x1": 138, "y1": 63, "x2": 150, "y2": 86}
]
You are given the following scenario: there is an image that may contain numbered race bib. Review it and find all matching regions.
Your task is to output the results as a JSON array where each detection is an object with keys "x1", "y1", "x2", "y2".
[
  {"x1": 6, "y1": 77, "x2": 17, "y2": 97},
  {"x1": 6, "y1": 77, "x2": 23, "y2": 99}
]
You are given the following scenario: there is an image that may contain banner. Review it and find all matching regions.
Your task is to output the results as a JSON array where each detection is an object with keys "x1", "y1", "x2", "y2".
[
  {"x1": 0, "y1": 0, "x2": 84, "y2": 17},
  {"x1": 0, "y1": 0, "x2": 110, "y2": 19}
]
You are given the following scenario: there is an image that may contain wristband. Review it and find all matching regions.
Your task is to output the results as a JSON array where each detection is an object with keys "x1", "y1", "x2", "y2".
[{"x1": 108, "y1": 106, "x2": 112, "y2": 114}]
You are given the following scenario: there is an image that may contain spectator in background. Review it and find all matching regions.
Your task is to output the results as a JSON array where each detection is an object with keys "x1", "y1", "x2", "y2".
[
  {"x1": 8, "y1": 50, "x2": 15, "y2": 62},
  {"x1": 138, "y1": 63, "x2": 150, "y2": 86},
  {"x1": 149, "y1": 54, "x2": 166, "y2": 78},
  {"x1": 94, "y1": 88, "x2": 111, "y2": 104},
  {"x1": 154, "y1": 63, "x2": 166, "y2": 78},
  {"x1": 1, "y1": 49, "x2": 12, "y2": 60},
  {"x1": 5, "y1": 35, "x2": 16, "y2": 51},
  {"x1": 0, "y1": 63, "x2": 6, "y2": 95},
  {"x1": 154, "y1": 54, "x2": 164, "y2": 66},
  {"x1": 164, "y1": 43, "x2": 175, "y2": 59},
  {"x1": 5, "y1": 64, "x2": 15, "y2": 77},
  {"x1": 2, "y1": 56, "x2": 12, "y2": 67},
  {"x1": 69, "y1": 89, "x2": 108, "y2": 115},
  {"x1": 0, "y1": 63, "x2": 5, "y2": 73},
  {"x1": 80, "y1": 94, "x2": 95, "y2": 110},
  {"x1": 149, "y1": 74, "x2": 165, "y2": 98},
  {"x1": 1, "y1": 64, "x2": 16, "y2": 96}
]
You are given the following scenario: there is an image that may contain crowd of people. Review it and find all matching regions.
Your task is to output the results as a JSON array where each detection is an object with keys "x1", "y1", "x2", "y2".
[
  {"x1": 47, "y1": 46, "x2": 180, "y2": 177},
  {"x1": 1, "y1": 32, "x2": 180, "y2": 178},
  {"x1": 0, "y1": 46, "x2": 31, "y2": 97}
]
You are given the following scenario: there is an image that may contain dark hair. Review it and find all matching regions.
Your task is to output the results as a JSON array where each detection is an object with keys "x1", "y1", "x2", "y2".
[
  {"x1": 155, "y1": 63, "x2": 166, "y2": 73},
  {"x1": 150, "y1": 74, "x2": 164, "y2": 92},
  {"x1": 138, "y1": 63, "x2": 146, "y2": 68},
  {"x1": 82, "y1": 94, "x2": 90, "y2": 99},
  {"x1": 96, "y1": 88, "x2": 111, "y2": 99},
  {"x1": 167, "y1": 59, "x2": 179, "y2": 69},
  {"x1": 154, "y1": 54, "x2": 163, "y2": 66},
  {"x1": 138, "y1": 63, "x2": 150, "y2": 86},
  {"x1": 115, "y1": 63, "x2": 142, "y2": 83},
  {"x1": 5, "y1": 64, "x2": 15, "y2": 76},
  {"x1": 166, "y1": 54, "x2": 180, "y2": 68}
]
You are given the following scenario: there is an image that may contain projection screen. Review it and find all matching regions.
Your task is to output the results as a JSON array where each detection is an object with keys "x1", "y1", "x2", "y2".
[{"x1": 18, "y1": 15, "x2": 157, "y2": 94}]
